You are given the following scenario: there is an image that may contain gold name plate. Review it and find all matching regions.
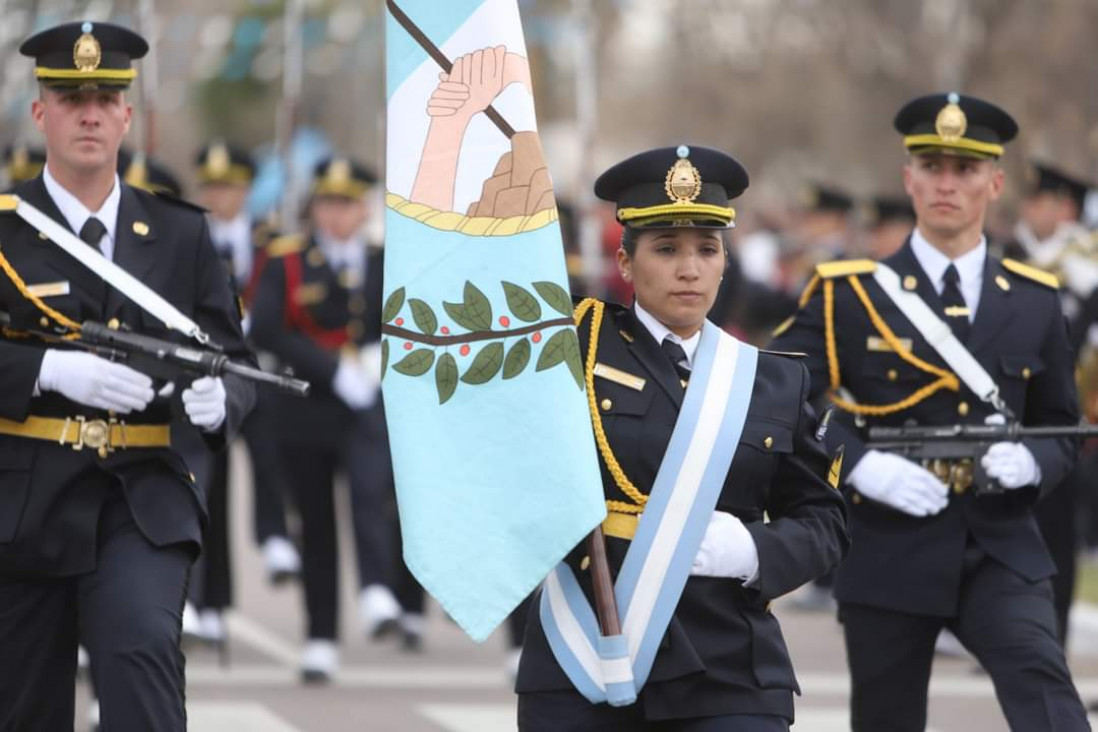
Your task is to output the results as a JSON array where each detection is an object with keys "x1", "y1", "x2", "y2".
[
  {"x1": 593, "y1": 363, "x2": 646, "y2": 391},
  {"x1": 26, "y1": 280, "x2": 70, "y2": 298},
  {"x1": 866, "y1": 335, "x2": 912, "y2": 353}
]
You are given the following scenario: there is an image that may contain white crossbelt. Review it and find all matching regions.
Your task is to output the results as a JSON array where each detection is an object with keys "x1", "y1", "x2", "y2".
[
  {"x1": 873, "y1": 262, "x2": 1010, "y2": 417},
  {"x1": 0, "y1": 194, "x2": 211, "y2": 344}
]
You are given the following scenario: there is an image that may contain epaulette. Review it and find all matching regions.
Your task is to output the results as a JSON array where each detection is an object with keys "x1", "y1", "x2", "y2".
[
  {"x1": 760, "y1": 349, "x2": 807, "y2": 358},
  {"x1": 267, "y1": 234, "x2": 305, "y2": 258},
  {"x1": 814, "y1": 259, "x2": 877, "y2": 279},
  {"x1": 1002, "y1": 259, "x2": 1060, "y2": 290}
]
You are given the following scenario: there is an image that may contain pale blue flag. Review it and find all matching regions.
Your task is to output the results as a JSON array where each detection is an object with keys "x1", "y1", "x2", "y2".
[{"x1": 383, "y1": 0, "x2": 606, "y2": 641}]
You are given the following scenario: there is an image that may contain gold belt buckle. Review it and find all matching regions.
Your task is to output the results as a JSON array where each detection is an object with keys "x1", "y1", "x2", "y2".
[{"x1": 71, "y1": 416, "x2": 114, "y2": 459}]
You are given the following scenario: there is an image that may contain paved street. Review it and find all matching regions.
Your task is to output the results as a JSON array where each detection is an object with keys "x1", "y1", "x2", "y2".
[{"x1": 73, "y1": 444, "x2": 1098, "y2": 730}]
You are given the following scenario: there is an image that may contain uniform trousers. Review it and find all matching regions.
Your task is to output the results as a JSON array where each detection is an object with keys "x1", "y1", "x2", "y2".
[
  {"x1": 348, "y1": 403, "x2": 397, "y2": 592},
  {"x1": 0, "y1": 492, "x2": 193, "y2": 732},
  {"x1": 248, "y1": 390, "x2": 294, "y2": 545},
  {"x1": 283, "y1": 407, "x2": 395, "y2": 640},
  {"x1": 1035, "y1": 467, "x2": 1083, "y2": 646},
  {"x1": 842, "y1": 543, "x2": 1088, "y2": 731},
  {"x1": 518, "y1": 690, "x2": 788, "y2": 732}
]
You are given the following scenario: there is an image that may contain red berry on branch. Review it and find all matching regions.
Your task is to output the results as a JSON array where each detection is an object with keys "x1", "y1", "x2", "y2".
[
  {"x1": 460, "y1": 345, "x2": 471, "y2": 356},
  {"x1": 403, "y1": 342, "x2": 412, "y2": 351},
  {"x1": 441, "y1": 326, "x2": 450, "y2": 335},
  {"x1": 395, "y1": 317, "x2": 404, "y2": 326},
  {"x1": 499, "y1": 316, "x2": 511, "y2": 327},
  {"x1": 532, "y1": 332, "x2": 542, "y2": 343}
]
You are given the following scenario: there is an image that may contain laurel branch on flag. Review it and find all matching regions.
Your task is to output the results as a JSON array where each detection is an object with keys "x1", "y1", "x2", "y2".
[{"x1": 380, "y1": 280, "x2": 583, "y2": 404}]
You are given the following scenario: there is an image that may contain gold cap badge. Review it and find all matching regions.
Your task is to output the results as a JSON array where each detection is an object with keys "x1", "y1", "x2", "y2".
[
  {"x1": 207, "y1": 143, "x2": 230, "y2": 178},
  {"x1": 73, "y1": 23, "x2": 101, "y2": 73},
  {"x1": 665, "y1": 145, "x2": 702, "y2": 204},
  {"x1": 328, "y1": 158, "x2": 352, "y2": 187},
  {"x1": 935, "y1": 92, "x2": 967, "y2": 143}
]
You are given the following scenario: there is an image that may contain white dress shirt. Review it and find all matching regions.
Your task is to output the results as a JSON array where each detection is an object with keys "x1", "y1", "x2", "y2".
[
  {"x1": 208, "y1": 212, "x2": 254, "y2": 285},
  {"x1": 634, "y1": 301, "x2": 700, "y2": 367},
  {"x1": 910, "y1": 227, "x2": 986, "y2": 322},
  {"x1": 317, "y1": 232, "x2": 367, "y2": 287},
  {"x1": 43, "y1": 163, "x2": 121, "y2": 261}
]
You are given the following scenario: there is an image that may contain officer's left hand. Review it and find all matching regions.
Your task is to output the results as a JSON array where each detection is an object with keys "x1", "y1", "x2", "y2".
[
  {"x1": 690, "y1": 511, "x2": 759, "y2": 582},
  {"x1": 980, "y1": 442, "x2": 1040, "y2": 489},
  {"x1": 182, "y1": 376, "x2": 227, "y2": 432}
]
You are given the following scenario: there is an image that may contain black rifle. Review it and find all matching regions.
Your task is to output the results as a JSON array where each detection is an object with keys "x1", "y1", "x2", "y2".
[
  {"x1": 74, "y1": 321, "x2": 310, "y2": 397},
  {"x1": 867, "y1": 422, "x2": 1098, "y2": 494}
]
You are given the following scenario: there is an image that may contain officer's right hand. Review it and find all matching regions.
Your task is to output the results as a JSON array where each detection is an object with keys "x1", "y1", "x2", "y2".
[
  {"x1": 332, "y1": 360, "x2": 376, "y2": 410},
  {"x1": 38, "y1": 349, "x2": 155, "y2": 414},
  {"x1": 847, "y1": 450, "x2": 949, "y2": 517}
]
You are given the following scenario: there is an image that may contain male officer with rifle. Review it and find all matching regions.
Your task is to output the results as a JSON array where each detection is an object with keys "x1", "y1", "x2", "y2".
[
  {"x1": 0, "y1": 21, "x2": 262, "y2": 730},
  {"x1": 772, "y1": 92, "x2": 1090, "y2": 729}
]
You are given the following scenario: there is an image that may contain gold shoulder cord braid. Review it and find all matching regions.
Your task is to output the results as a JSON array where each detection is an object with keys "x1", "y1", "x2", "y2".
[
  {"x1": 821, "y1": 275, "x2": 959, "y2": 416},
  {"x1": 574, "y1": 297, "x2": 647, "y2": 515},
  {"x1": 0, "y1": 247, "x2": 81, "y2": 339}
]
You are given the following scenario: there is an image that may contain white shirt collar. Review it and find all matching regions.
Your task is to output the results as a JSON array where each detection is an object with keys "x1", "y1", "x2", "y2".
[
  {"x1": 633, "y1": 301, "x2": 700, "y2": 367},
  {"x1": 316, "y1": 231, "x2": 366, "y2": 279},
  {"x1": 910, "y1": 227, "x2": 986, "y2": 318},
  {"x1": 43, "y1": 162, "x2": 121, "y2": 259}
]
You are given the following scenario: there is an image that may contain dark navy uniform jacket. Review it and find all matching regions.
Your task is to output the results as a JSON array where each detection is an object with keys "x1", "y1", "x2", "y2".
[
  {"x1": 250, "y1": 233, "x2": 383, "y2": 446},
  {"x1": 771, "y1": 240, "x2": 1079, "y2": 616},
  {"x1": 0, "y1": 175, "x2": 255, "y2": 576},
  {"x1": 516, "y1": 302, "x2": 849, "y2": 722}
]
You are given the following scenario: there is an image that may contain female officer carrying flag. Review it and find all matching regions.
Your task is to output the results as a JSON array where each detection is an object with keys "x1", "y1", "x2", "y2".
[{"x1": 515, "y1": 145, "x2": 849, "y2": 731}]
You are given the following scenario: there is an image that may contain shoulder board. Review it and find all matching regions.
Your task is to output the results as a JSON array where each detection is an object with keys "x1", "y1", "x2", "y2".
[
  {"x1": 147, "y1": 188, "x2": 208, "y2": 215},
  {"x1": 1002, "y1": 259, "x2": 1059, "y2": 289},
  {"x1": 815, "y1": 259, "x2": 877, "y2": 279},
  {"x1": 760, "y1": 349, "x2": 807, "y2": 358},
  {"x1": 267, "y1": 234, "x2": 305, "y2": 258}
]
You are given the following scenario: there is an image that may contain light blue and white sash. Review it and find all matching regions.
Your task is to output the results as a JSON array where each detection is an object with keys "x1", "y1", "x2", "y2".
[{"x1": 540, "y1": 321, "x2": 758, "y2": 706}]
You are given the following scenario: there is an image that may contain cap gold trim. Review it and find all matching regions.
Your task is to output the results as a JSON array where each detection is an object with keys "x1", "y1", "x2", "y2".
[
  {"x1": 903, "y1": 134, "x2": 1003, "y2": 158},
  {"x1": 35, "y1": 67, "x2": 137, "y2": 81},
  {"x1": 617, "y1": 202, "x2": 735, "y2": 225}
]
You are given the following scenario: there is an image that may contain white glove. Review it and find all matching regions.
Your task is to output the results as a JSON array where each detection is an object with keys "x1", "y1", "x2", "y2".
[
  {"x1": 847, "y1": 449, "x2": 949, "y2": 517},
  {"x1": 332, "y1": 360, "x2": 376, "y2": 410},
  {"x1": 38, "y1": 349, "x2": 154, "y2": 414},
  {"x1": 981, "y1": 442, "x2": 1040, "y2": 489},
  {"x1": 980, "y1": 414, "x2": 1041, "y2": 490},
  {"x1": 182, "y1": 376, "x2": 227, "y2": 432},
  {"x1": 690, "y1": 511, "x2": 759, "y2": 582}
]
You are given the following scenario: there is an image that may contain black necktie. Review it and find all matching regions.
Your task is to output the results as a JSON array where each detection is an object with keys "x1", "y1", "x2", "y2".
[
  {"x1": 660, "y1": 338, "x2": 691, "y2": 384},
  {"x1": 941, "y1": 264, "x2": 970, "y2": 341},
  {"x1": 79, "y1": 217, "x2": 107, "y2": 253}
]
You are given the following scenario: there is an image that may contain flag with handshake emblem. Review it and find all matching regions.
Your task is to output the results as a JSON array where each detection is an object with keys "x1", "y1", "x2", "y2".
[{"x1": 381, "y1": 0, "x2": 605, "y2": 641}]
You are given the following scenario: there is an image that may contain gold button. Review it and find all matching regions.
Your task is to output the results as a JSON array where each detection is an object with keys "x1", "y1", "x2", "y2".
[
  {"x1": 107, "y1": 317, "x2": 121, "y2": 330},
  {"x1": 346, "y1": 320, "x2": 365, "y2": 339},
  {"x1": 958, "y1": 401, "x2": 969, "y2": 417},
  {"x1": 852, "y1": 493, "x2": 863, "y2": 505},
  {"x1": 887, "y1": 369, "x2": 898, "y2": 381},
  {"x1": 600, "y1": 398, "x2": 613, "y2": 412},
  {"x1": 349, "y1": 294, "x2": 367, "y2": 315},
  {"x1": 39, "y1": 316, "x2": 49, "y2": 327},
  {"x1": 1022, "y1": 367, "x2": 1031, "y2": 380},
  {"x1": 37, "y1": 231, "x2": 48, "y2": 241},
  {"x1": 580, "y1": 555, "x2": 591, "y2": 571},
  {"x1": 953, "y1": 483, "x2": 966, "y2": 495},
  {"x1": 764, "y1": 436, "x2": 774, "y2": 449}
]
